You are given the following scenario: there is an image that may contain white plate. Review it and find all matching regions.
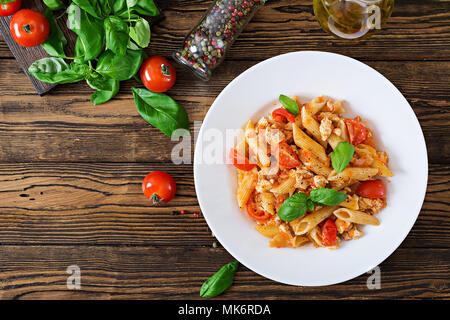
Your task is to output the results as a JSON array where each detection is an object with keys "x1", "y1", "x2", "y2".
[{"x1": 193, "y1": 51, "x2": 428, "y2": 286}]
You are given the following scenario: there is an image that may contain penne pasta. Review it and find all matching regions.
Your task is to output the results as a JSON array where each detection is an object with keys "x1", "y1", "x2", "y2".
[
  {"x1": 301, "y1": 106, "x2": 327, "y2": 147},
  {"x1": 232, "y1": 95, "x2": 392, "y2": 250},
  {"x1": 293, "y1": 123, "x2": 328, "y2": 163},
  {"x1": 237, "y1": 167, "x2": 257, "y2": 210},
  {"x1": 270, "y1": 176, "x2": 296, "y2": 195},
  {"x1": 333, "y1": 208, "x2": 380, "y2": 226},
  {"x1": 290, "y1": 206, "x2": 337, "y2": 235}
]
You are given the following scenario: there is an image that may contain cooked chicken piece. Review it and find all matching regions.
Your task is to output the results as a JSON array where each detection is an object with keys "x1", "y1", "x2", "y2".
[
  {"x1": 264, "y1": 127, "x2": 285, "y2": 146},
  {"x1": 358, "y1": 197, "x2": 385, "y2": 213},
  {"x1": 255, "y1": 177, "x2": 273, "y2": 193},
  {"x1": 293, "y1": 169, "x2": 314, "y2": 190},
  {"x1": 312, "y1": 175, "x2": 328, "y2": 189},
  {"x1": 319, "y1": 116, "x2": 334, "y2": 141},
  {"x1": 344, "y1": 226, "x2": 364, "y2": 240},
  {"x1": 335, "y1": 219, "x2": 352, "y2": 234}
]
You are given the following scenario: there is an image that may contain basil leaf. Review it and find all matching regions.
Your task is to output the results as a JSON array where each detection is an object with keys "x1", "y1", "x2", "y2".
[
  {"x1": 309, "y1": 188, "x2": 348, "y2": 206},
  {"x1": 277, "y1": 193, "x2": 310, "y2": 222},
  {"x1": 90, "y1": 79, "x2": 119, "y2": 106},
  {"x1": 123, "y1": 0, "x2": 160, "y2": 17},
  {"x1": 67, "y1": 4, "x2": 105, "y2": 61},
  {"x1": 86, "y1": 72, "x2": 114, "y2": 91},
  {"x1": 43, "y1": 0, "x2": 65, "y2": 10},
  {"x1": 71, "y1": 0, "x2": 110, "y2": 19},
  {"x1": 41, "y1": 8, "x2": 67, "y2": 58},
  {"x1": 132, "y1": 87, "x2": 190, "y2": 137},
  {"x1": 0, "y1": 0, "x2": 17, "y2": 4},
  {"x1": 129, "y1": 18, "x2": 150, "y2": 48},
  {"x1": 200, "y1": 261, "x2": 239, "y2": 298},
  {"x1": 96, "y1": 49, "x2": 143, "y2": 81},
  {"x1": 29, "y1": 58, "x2": 89, "y2": 84},
  {"x1": 279, "y1": 94, "x2": 299, "y2": 115},
  {"x1": 331, "y1": 141, "x2": 355, "y2": 173},
  {"x1": 104, "y1": 16, "x2": 129, "y2": 56}
]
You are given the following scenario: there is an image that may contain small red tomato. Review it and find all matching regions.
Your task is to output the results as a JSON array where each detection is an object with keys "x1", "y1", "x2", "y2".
[
  {"x1": 142, "y1": 171, "x2": 176, "y2": 204},
  {"x1": 140, "y1": 56, "x2": 176, "y2": 93},
  {"x1": 356, "y1": 180, "x2": 386, "y2": 199},
  {"x1": 10, "y1": 9, "x2": 49, "y2": 47},
  {"x1": 277, "y1": 141, "x2": 301, "y2": 168},
  {"x1": 246, "y1": 193, "x2": 271, "y2": 223},
  {"x1": 272, "y1": 108, "x2": 296, "y2": 123},
  {"x1": 321, "y1": 218, "x2": 337, "y2": 247},
  {"x1": 345, "y1": 118, "x2": 367, "y2": 146},
  {"x1": 0, "y1": 0, "x2": 21, "y2": 17},
  {"x1": 230, "y1": 148, "x2": 255, "y2": 171}
]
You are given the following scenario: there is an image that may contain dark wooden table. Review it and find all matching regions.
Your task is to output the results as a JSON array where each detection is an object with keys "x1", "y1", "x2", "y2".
[{"x1": 0, "y1": 0, "x2": 448, "y2": 300}]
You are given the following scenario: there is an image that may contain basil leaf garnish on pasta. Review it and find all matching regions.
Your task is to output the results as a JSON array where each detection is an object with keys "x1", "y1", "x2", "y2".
[
  {"x1": 331, "y1": 141, "x2": 355, "y2": 173},
  {"x1": 309, "y1": 188, "x2": 348, "y2": 206},
  {"x1": 200, "y1": 261, "x2": 239, "y2": 298},
  {"x1": 279, "y1": 94, "x2": 299, "y2": 115},
  {"x1": 277, "y1": 193, "x2": 310, "y2": 222}
]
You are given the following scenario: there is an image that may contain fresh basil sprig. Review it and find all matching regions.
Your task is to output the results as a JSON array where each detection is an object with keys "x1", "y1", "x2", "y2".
[
  {"x1": 132, "y1": 88, "x2": 190, "y2": 137},
  {"x1": 331, "y1": 141, "x2": 355, "y2": 173},
  {"x1": 200, "y1": 261, "x2": 239, "y2": 298},
  {"x1": 277, "y1": 193, "x2": 312, "y2": 222},
  {"x1": 278, "y1": 188, "x2": 348, "y2": 222},
  {"x1": 279, "y1": 94, "x2": 299, "y2": 115},
  {"x1": 310, "y1": 188, "x2": 348, "y2": 206}
]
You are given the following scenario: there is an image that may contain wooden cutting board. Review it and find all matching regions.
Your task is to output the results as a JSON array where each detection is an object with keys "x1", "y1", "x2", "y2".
[{"x1": 0, "y1": 0, "x2": 164, "y2": 95}]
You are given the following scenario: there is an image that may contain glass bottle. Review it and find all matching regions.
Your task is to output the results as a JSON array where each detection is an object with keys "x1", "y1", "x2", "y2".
[
  {"x1": 173, "y1": 0, "x2": 266, "y2": 81},
  {"x1": 313, "y1": 0, "x2": 395, "y2": 40}
]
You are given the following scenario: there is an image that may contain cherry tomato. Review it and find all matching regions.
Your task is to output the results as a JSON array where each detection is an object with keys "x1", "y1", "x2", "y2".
[
  {"x1": 356, "y1": 180, "x2": 386, "y2": 199},
  {"x1": 0, "y1": 0, "x2": 21, "y2": 17},
  {"x1": 321, "y1": 218, "x2": 337, "y2": 247},
  {"x1": 142, "y1": 171, "x2": 176, "y2": 204},
  {"x1": 10, "y1": 9, "x2": 49, "y2": 47},
  {"x1": 140, "y1": 56, "x2": 176, "y2": 93},
  {"x1": 230, "y1": 148, "x2": 255, "y2": 171},
  {"x1": 277, "y1": 141, "x2": 301, "y2": 168},
  {"x1": 272, "y1": 108, "x2": 296, "y2": 123},
  {"x1": 246, "y1": 193, "x2": 271, "y2": 223},
  {"x1": 345, "y1": 118, "x2": 367, "y2": 146}
]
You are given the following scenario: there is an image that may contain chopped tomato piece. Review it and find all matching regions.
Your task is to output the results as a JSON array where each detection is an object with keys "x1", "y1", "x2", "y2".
[
  {"x1": 321, "y1": 218, "x2": 337, "y2": 247},
  {"x1": 229, "y1": 148, "x2": 255, "y2": 171},
  {"x1": 345, "y1": 118, "x2": 367, "y2": 145},
  {"x1": 246, "y1": 193, "x2": 271, "y2": 223},
  {"x1": 272, "y1": 108, "x2": 296, "y2": 123},
  {"x1": 356, "y1": 180, "x2": 386, "y2": 199},
  {"x1": 276, "y1": 141, "x2": 301, "y2": 168}
]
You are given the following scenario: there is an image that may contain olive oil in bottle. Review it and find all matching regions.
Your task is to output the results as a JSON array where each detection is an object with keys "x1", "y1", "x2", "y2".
[{"x1": 313, "y1": 0, "x2": 394, "y2": 40}]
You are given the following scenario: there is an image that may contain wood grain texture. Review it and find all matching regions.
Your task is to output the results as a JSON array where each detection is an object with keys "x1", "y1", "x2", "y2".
[
  {"x1": 0, "y1": 162, "x2": 447, "y2": 248},
  {"x1": 0, "y1": 0, "x2": 449, "y2": 300},
  {"x1": 0, "y1": 246, "x2": 448, "y2": 300},
  {"x1": 1, "y1": 0, "x2": 449, "y2": 61},
  {"x1": 0, "y1": 59, "x2": 448, "y2": 163}
]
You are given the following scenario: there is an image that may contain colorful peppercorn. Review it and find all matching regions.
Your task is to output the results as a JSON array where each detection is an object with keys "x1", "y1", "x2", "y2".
[
  {"x1": 173, "y1": 0, "x2": 266, "y2": 81},
  {"x1": 180, "y1": 210, "x2": 186, "y2": 215}
]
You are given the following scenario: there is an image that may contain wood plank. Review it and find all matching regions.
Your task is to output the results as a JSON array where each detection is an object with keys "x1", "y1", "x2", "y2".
[
  {"x1": 0, "y1": 59, "x2": 448, "y2": 163},
  {"x1": 0, "y1": 245, "x2": 447, "y2": 299},
  {"x1": 0, "y1": 162, "x2": 447, "y2": 247},
  {"x1": 2, "y1": 0, "x2": 449, "y2": 61}
]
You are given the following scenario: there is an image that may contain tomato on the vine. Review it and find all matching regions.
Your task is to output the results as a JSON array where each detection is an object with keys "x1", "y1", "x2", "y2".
[
  {"x1": 142, "y1": 171, "x2": 176, "y2": 204},
  {"x1": 0, "y1": 0, "x2": 21, "y2": 17},
  {"x1": 10, "y1": 9, "x2": 49, "y2": 47},
  {"x1": 140, "y1": 56, "x2": 176, "y2": 93}
]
